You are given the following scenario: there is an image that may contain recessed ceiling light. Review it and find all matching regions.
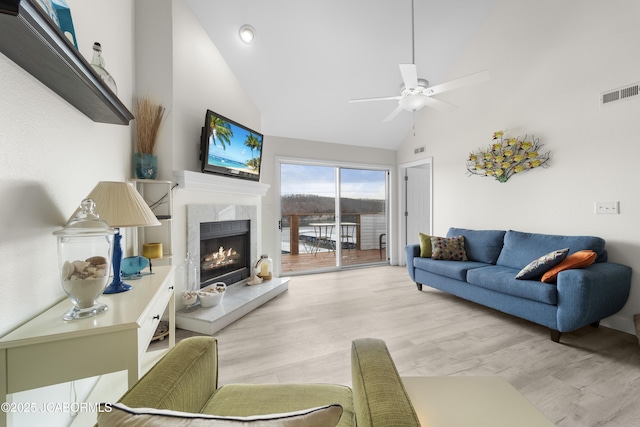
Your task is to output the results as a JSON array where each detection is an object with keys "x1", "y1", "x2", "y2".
[{"x1": 239, "y1": 25, "x2": 255, "y2": 44}]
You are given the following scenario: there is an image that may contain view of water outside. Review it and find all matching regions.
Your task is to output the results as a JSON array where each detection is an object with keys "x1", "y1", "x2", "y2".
[{"x1": 280, "y1": 164, "x2": 387, "y2": 260}]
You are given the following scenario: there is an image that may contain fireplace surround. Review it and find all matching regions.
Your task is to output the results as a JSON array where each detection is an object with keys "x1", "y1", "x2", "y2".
[{"x1": 179, "y1": 203, "x2": 289, "y2": 335}]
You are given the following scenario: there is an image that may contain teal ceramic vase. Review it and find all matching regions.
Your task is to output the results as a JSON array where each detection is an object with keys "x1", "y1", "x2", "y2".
[{"x1": 134, "y1": 153, "x2": 157, "y2": 179}]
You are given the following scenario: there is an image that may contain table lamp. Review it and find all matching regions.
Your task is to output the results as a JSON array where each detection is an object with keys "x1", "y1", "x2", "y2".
[{"x1": 80, "y1": 181, "x2": 160, "y2": 293}]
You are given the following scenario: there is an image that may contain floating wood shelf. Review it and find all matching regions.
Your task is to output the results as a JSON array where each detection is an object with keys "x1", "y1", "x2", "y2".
[{"x1": 0, "y1": 0, "x2": 134, "y2": 125}]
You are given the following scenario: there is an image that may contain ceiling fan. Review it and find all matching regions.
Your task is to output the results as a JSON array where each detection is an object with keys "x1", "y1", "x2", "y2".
[{"x1": 349, "y1": 0, "x2": 489, "y2": 122}]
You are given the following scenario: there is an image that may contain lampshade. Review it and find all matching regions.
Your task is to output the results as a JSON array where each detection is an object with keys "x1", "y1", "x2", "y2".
[{"x1": 76, "y1": 181, "x2": 160, "y2": 228}]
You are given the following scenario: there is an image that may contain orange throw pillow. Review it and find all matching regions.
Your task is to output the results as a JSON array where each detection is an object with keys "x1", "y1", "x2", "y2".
[{"x1": 541, "y1": 250, "x2": 597, "y2": 283}]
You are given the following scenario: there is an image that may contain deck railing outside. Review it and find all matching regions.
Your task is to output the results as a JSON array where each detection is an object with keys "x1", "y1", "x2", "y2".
[{"x1": 281, "y1": 213, "x2": 386, "y2": 256}]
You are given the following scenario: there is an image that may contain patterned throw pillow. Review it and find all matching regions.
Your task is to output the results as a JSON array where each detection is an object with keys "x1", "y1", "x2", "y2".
[
  {"x1": 515, "y1": 248, "x2": 569, "y2": 280},
  {"x1": 97, "y1": 403, "x2": 344, "y2": 427},
  {"x1": 431, "y1": 236, "x2": 468, "y2": 261},
  {"x1": 419, "y1": 233, "x2": 432, "y2": 257}
]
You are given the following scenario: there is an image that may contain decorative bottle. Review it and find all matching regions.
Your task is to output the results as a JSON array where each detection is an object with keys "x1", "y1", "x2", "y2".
[
  {"x1": 180, "y1": 251, "x2": 199, "y2": 311},
  {"x1": 90, "y1": 42, "x2": 118, "y2": 94},
  {"x1": 255, "y1": 254, "x2": 273, "y2": 281}
]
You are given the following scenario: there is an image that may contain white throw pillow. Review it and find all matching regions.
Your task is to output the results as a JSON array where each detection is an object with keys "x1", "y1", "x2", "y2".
[{"x1": 97, "y1": 402, "x2": 343, "y2": 427}]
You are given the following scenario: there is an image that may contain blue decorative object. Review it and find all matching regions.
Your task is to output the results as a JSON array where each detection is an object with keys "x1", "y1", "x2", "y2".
[
  {"x1": 52, "y1": 0, "x2": 78, "y2": 49},
  {"x1": 121, "y1": 256, "x2": 150, "y2": 277},
  {"x1": 103, "y1": 230, "x2": 131, "y2": 294},
  {"x1": 134, "y1": 153, "x2": 158, "y2": 179}
]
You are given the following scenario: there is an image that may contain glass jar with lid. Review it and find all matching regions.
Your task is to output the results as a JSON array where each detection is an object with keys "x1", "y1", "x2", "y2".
[
  {"x1": 255, "y1": 254, "x2": 273, "y2": 281},
  {"x1": 53, "y1": 199, "x2": 115, "y2": 320}
]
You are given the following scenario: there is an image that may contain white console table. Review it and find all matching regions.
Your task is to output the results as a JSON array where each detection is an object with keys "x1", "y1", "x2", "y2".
[{"x1": 0, "y1": 266, "x2": 175, "y2": 427}]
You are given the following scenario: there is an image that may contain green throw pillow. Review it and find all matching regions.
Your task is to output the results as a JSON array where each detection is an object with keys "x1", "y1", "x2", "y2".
[{"x1": 419, "y1": 233, "x2": 432, "y2": 257}]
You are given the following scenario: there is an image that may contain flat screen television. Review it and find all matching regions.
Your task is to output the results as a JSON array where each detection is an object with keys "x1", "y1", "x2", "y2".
[{"x1": 200, "y1": 109, "x2": 264, "y2": 181}]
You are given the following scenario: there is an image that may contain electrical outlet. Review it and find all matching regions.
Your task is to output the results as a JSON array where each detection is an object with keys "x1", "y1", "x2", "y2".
[{"x1": 594, "y1": 201, "x2": 619, "y2": 214}]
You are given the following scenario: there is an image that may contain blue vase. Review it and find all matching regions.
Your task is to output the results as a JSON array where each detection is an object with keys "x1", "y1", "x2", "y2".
[{"x1": 134, "y1": 153, "x2": 157, "y2": 179}]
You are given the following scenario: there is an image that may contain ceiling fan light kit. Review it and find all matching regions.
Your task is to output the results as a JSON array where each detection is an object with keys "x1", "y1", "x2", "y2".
[{"x1": 399, "y1": 92, "x2": 427, "y2": 111}]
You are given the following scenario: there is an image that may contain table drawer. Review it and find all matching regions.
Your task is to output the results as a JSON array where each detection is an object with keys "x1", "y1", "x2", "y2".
[{"x1": 137, "y1": 284, "x2": 173, "y2": 357}]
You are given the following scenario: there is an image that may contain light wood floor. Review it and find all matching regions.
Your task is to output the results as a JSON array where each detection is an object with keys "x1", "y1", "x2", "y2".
[
  {"x1": 281, "y1": 248, "x2": 386, "y2": 273},
  {"x1": 153, "y1": 265, "x2": 640, "y2": 427}
]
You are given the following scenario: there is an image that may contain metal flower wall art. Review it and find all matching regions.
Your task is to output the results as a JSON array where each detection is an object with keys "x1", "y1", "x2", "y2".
[{"x1": 466, "y1": 131, "x2": 551, "y2": 183}]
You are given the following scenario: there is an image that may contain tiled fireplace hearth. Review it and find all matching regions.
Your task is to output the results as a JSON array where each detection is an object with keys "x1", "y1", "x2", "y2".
[{"x1": 176, "y1": 204, "x2": 289, "y2": 335}]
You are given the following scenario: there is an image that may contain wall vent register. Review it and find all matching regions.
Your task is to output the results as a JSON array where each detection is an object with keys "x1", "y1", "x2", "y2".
[{"x1": 601, "y1": 81, "x2": 640, "y2": 105}]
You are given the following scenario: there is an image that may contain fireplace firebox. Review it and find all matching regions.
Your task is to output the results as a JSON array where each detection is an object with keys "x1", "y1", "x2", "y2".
[{"x1": 199, "y1": 220, "x2": 251, "y2": 288}]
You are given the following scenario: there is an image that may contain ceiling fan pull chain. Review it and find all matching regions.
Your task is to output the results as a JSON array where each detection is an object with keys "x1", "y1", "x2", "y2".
[{"x1": 412, "y1": 111, "x2": 416, "y2": 136}]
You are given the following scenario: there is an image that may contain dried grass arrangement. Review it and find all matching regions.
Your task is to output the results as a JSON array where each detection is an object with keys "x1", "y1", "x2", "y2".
[{"x1": 134, "y1": 97, "x2": 166, "y2": 154}]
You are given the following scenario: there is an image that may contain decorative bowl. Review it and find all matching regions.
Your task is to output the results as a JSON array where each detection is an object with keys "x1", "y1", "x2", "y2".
[
  {"x1": 197, "y1": 282, "x2": 226, "y2": 307},
  {"x1": 181, "y1": 291, "x2": 198, "y2": 307}
]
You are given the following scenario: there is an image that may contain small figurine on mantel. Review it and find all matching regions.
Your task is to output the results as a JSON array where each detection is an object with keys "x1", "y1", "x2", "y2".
[{"x1": 246, "y1": 272, "x2": 263, "y2": 286}]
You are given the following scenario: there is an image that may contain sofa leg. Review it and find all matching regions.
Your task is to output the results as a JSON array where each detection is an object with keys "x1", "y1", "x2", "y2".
[
  {"x1": 416, "y1": 283, "x2": 423, "y2": 291},
  {"x1": 550, "y1": 330, "x2": 561, "y2": 343},
  {"x1": 591, "y1": 321, "x2": 600, "y2": 328}
]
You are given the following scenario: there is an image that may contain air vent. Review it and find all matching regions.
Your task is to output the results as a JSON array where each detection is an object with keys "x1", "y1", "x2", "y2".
[
  {"x1": 414, "y1": 145, "x2": 426, "y2": 154},
  {"x1": 601, "y1": 82, "x2": 640, "y2": 105}
]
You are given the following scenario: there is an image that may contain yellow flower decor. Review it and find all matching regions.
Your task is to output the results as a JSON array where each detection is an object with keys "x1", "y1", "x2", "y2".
[{"x1": 466, "y1": 131, "x2": 550, "y2": 183}]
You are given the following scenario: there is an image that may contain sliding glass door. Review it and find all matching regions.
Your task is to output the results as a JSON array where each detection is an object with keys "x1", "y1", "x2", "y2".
[
  {"x1": 339, "y1": 168, "x2": 388, "y2": 267},
  {"x1": 280, "y1": 161, "x2": 388, "y2": 274}
]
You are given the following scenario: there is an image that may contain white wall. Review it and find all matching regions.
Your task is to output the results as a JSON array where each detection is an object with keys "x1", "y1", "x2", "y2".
[
  {"x1": 0, "y1": 1, "x2": 134, "y2": 425},
  {"x1": 133, "y1": 0, "x2": 265, "y2": 299},
  {"x1": 397, "y1": 0, "x2": 640, "y2": 334},
  {"x1": 0, "y1": 0, "x2": 134, "y2": 336}
]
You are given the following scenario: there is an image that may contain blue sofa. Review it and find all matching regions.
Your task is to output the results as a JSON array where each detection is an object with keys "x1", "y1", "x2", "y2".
[{"x1": 405, "y1": 228, "x2": 632, "y2": 342}]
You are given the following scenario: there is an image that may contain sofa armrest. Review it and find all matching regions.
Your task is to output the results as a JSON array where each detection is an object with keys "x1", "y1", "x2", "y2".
[
  {"x1": 405, "y1": 244, "x2": 421, "y2": 282},
  {"x1": 556, "y1": 262, "x2": 632, "y2": 331},
  {"x1": 117, "y1": 336, "x2": 219, "y2": 413},
  {"x1": 351, "y1": 338, "x2": 420, "y2": 427}
]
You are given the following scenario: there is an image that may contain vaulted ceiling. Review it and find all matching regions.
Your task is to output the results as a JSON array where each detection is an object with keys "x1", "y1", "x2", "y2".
[{"x1": 186, "y1": 0, "x2": 496, "y2": 150}]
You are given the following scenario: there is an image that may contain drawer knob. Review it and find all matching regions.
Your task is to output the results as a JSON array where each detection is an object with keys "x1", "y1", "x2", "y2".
[
  {"x1": 153, "y1": 315, "x2": 160, "y2": 320},
  {"x1": 169, "y1": 286, "x2": 174, "y2": 290}
]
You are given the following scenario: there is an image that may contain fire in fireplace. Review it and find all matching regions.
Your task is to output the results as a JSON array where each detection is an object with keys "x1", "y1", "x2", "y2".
[{"x1": 200, "y1": 220, "x2": 251, "y2": 288}]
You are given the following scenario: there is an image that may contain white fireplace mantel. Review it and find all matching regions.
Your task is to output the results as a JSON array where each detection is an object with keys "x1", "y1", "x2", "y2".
[{"x1": 174, "y1": 170, "x2": 270, "y2": 196}]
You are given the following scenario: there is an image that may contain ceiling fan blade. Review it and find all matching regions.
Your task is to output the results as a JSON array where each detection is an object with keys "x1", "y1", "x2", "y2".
[
  {"x1": 399, "y1": 63, "x2": 418, "y2": 89},
  {"x1": 349, "y1": 95, "x2": 402, "y2": 103},
  {"x1": 423, "y1": 97, "x2": 457, "y2": 111},
  {"x1": 426, "y1": 70, "x2": 489, "y2": 96},
  {"x1": 383, "y1": 104, "x2": 405, "y2": 122}
]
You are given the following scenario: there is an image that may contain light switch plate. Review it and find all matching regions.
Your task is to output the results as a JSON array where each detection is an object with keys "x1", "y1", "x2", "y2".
[{"x1": 594, "y1": 201, "x2": 619, "y2": 214}]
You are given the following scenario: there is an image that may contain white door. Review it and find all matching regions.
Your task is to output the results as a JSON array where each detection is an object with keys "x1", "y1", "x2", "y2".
[{"x1": 405, "y1": 162, "x2": 431, "y2": 246}]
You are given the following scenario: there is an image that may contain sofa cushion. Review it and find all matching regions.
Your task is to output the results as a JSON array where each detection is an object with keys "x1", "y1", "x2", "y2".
[
  {"x1": 204, "y1": 384, "x2": 355, "y2": 427},
  {"x1": 431, "y1": 236, "x2": 468, "y2": 261},
  {"x1": 419, "y1": 233, "x2": 432, "y2": 257},
  {"x1": 541, "y1": 250, "x2": 597, "y2": 283},
  {"x1": 97, "y1": 402, "x2": 343, "y2": 427},
  {"x1": 447, "y1": 228, "x2": 506, "y2": 264},
  {"x1": 413, "y1": 257, "x2": 489, "y2": 281},
  {"x1": 496, "y1": 230, "x2": 606, "y2": 270},
  {"x1": 515, "y1": 248, "x2": 569, "y2": 280},
  {"x1": 466, "y1": 265, "x2": 558, "y2": 305}
]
